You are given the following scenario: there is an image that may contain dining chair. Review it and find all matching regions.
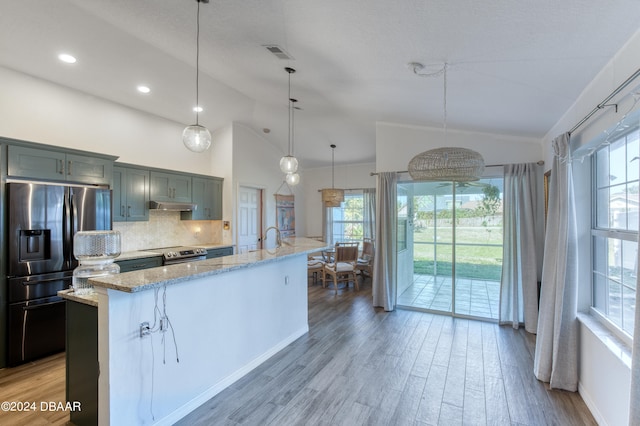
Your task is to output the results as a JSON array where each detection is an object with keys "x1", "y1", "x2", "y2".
[
  {"x1": 356, "y1": 239, "x2": 375, "y2": 282},
  {"x1": 307, "y1": 256, "x2": 325, "y2": 286},
  {"x1": 322, "y1": 242, "x2": 359, "y2": 294}
]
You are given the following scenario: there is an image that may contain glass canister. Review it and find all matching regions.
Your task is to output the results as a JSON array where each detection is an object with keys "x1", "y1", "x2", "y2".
[{"x1": 72, "y1": 230, "x2": 121, "y2": 295}]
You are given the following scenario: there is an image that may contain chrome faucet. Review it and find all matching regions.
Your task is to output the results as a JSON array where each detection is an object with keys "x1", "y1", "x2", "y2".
[{"x1": 263, "y1": 226, "x2": 282, "y2": 248}]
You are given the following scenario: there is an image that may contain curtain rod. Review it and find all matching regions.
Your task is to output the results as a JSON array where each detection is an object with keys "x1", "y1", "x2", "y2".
[
  {"x1": 369, "y1": 160, "x2": 544, "y2": 176},
  {"x1": 569, "y1": 67, "x2": 640, "y2": 135},
  {"x1": 317, "y1": 187, "x2": 374, "y2": 192}
]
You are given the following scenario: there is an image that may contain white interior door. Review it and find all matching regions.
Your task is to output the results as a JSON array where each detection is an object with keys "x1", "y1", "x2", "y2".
[
  {"x1": 237, "y1": 186, "x2": 262, "y2": 254},
  {"x1": 396, "y1": 183, "x2": 414, "y2": 297}
]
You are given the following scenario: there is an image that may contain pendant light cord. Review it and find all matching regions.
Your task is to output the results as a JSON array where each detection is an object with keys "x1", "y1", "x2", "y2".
[
  {"x1": 409, "y1": 62, "x2": 449, "y2": 144},
  {"x1": 288, "y1": 71, "x2": 292, "y2": 156},
  {"x1": 331, "y1": 145, "x2": 336, "y2": 189},
  {"x1": 195, "y1": 0, "x2": 201, "y2": 126},
  {"x1": 443, "y1": 63, "x2": 448, "y2": 145}
]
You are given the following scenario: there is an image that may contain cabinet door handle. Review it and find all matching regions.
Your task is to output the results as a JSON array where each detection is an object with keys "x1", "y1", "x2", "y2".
[
  {"x1": 131, "y1": 263, "x2": 152, "y2": 269},
  {"x1": 68, "y1": 160, "x2": 73, "y2": 176},
  {"x1": 128, "y1": 206, "x2": 132, "y2": 217},
  {"x1": 172, "y1": 188, "x2": 176, "y2": 198},
  {"x1": 59, "y1": 159, "x2": 64, "y2": 174},
  {"x1": 121, "y1": 205, "x2": 125, "y2": 217}
]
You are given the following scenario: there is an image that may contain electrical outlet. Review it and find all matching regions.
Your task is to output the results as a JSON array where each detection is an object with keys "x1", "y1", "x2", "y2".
[
  {"x1": 160, "y1": 316, "x2": 169, "y2": 333},
  {"x1": 284, "y1": 275, "x2": 289, "y2": 285},
  {"x1": 140, "y1": 321, "x2": 150, "y2": 338}
]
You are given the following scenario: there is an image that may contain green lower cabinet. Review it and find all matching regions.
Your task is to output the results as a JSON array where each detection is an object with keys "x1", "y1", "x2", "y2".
[
  {"x1": 206, "y1": 246, "x2": 233, "y2": 259},
  {"x1": 116, "y1": 256, "x2": 162, "y2": 272},
  {"x1": 65, "y1": 301, "x2": 98, "y2": 426}
]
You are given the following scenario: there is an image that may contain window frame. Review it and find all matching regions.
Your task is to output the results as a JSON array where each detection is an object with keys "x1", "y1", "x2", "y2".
[
  {"x1": 590, "y1": 126, "x2": 639, "y2": 345},
  {"x1": 328, "y1": 190, "x2": 369, "y2": 244}
]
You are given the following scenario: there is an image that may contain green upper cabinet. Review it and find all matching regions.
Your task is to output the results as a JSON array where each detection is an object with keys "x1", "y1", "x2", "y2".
[
  {"x1": 8, "y1": 145, "x2": 113, "y2": 185},
  {"x1": 186, "y1": 177, "x2": 223, "y2": 220},
  {"x1": 113, "y1": 166, "x2": 149, "y2": 222},
  {"x1": 150, "y1": 171, "x2": 192, "y2": 203}
]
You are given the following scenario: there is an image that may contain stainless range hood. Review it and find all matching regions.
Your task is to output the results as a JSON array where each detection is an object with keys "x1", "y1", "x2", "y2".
[{"x1": 148, "y1": 201, "x2": 197, "y2": 211}]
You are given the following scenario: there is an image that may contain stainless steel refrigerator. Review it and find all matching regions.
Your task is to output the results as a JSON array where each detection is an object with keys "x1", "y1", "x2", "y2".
[{"x1": 6, "y1": 182, "x2": 111, "y2": 366}]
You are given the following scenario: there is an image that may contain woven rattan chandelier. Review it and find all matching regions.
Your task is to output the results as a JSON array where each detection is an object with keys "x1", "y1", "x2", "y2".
[
  {"x1": 321, "y1": 144, "x2": 344, "y2": 207},
  {"x1": 407, "y1": 63, "x2": 485, "y2": 182}
]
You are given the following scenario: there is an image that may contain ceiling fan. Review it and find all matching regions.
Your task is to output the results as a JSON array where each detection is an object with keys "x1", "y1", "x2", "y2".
[{"x1": 435, "y1": 181, "x2": 490, "y2": 189}]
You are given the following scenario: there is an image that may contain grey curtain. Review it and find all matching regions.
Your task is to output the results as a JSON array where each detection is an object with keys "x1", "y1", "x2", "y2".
[
  {"x1": 630, "y1": 166, "x2": 640, "y2": 425},
  {"x1": 323, "y1": 206, "x2": 334, "y2": 246},
  {"x1": 373, "y1": 172, "x2": 397, "y2": 311},
  {"x1": 363, "y1": 188, "x2": 376, "y2": 241},
  {"x1": 533, "y1": 132, "x2": 579, "y2": 391},
  {"x1": 499, "y1": 163, "x2": 544, "y2": 333}
]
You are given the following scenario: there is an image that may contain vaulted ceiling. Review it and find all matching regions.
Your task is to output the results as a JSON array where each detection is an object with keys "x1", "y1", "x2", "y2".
[{"x1": 1, "y1": 1, "x2": 639, "y2": 167}]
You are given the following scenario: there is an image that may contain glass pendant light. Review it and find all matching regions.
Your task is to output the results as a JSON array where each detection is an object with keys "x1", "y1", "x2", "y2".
[
  {"x1": 285, "y1": 172, "x2": 300, "y2": 185},
  {"x1": 183, "y1": 0, "x2": 212, "y2": 153},
  {"x1": 280, "y1": 67, "x2": 298, "y2": 173}
]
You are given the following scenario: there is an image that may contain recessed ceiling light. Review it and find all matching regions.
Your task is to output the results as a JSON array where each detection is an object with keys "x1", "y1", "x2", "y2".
[
  {"x1": 137, "y1": 85, "x2": 151, "y2": 94},
  {"x1": 193, "y1": 106, "x2": 203, "y2": 112},
  {"x1": 58, "y1": 53, "x2": 77, "y2": 64}
]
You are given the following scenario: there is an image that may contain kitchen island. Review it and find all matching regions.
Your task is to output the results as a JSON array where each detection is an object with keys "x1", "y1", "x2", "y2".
[{"x1": 81, "y1": 237, "x2": 327, "y2": 426}]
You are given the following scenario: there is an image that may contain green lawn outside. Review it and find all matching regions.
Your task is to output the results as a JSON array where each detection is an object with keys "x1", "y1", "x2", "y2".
[
  {"x1": 413, "y1": 226, "x2": 503, "y2": 245},
  {"x1": 414, "y1": 260, "x2": 502, "y2": 281},
  {"x1": 413, "y1": 226, "x2": 503, "y2": 281}
]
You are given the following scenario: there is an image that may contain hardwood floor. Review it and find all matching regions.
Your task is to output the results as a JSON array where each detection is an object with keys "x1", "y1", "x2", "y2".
[
  {"x1": 0, "y1": 352, "x2": 69, "y2": 425},
  {"x1": 178, "y1": 283, "x2": 596, "y2": 426},
  {"x1": 0, "y1": 282, "x2": 596, "y2": 425}
]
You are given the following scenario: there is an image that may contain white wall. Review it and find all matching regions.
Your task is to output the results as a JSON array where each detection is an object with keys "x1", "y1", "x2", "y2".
[
  {"x1": 231, "y1": 123, "x2": 299, "y2": 248},
  {"x1": 376, "y1": 122, "x2": 544, "y2": 173},
  {"x1": 301, "y1": 162, "x2": 377, "y2": 238},
  {"x1": 540, "y1": 29, "x2": 640, "y2": 426},
  {"x1": 0, "y1": 65, "x2": 226, "y2": 249},
  {"x1": 211, "y1": 124, "x2": 234, "y2": 244},
  {"x1": 543, "y1": 29, "x2": 640, "y2": 163},
  {"x1": 0, "y1": 66, "x2": 213, "y2": 175},
  {"x1": 579, "y1": 322, "x2": 631, "y2": 426}
]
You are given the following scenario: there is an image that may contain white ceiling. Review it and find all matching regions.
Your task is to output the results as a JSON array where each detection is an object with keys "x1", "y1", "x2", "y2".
[{"x1": 1, "y1": 0, "x2": 639, "y2": 168}]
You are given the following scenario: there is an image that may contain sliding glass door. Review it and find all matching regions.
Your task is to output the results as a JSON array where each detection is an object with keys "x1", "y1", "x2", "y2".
[{"x1": 396, "y1": 178, "x2": 503, "y2": 320}]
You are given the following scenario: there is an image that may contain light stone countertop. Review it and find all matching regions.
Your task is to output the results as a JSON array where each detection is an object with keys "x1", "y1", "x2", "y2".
[
  {"x1": 58, "y1": 288, "x2": 99, "y2": 307},
  {"x1": 89, "y1": 237, "x2": 329, "y2": 294}
]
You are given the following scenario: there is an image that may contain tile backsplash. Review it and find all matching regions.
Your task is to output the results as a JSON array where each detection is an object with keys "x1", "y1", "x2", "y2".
[{"x1": 113, "y1": 210, "x2": 222, "y2": 251}]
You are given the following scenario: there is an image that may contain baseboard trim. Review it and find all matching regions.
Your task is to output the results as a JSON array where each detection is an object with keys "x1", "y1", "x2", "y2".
[{"x1": 578, "y1": 381, "x2": 607, "y2": 426}]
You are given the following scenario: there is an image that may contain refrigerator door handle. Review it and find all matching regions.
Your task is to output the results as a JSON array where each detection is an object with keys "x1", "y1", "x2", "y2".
[
  {"x1": 63, "y1": 189, "x2": 72, "y2": 270},
  {"x1": 21, "y1": 276, "x2": 72, "y2": 286},
  {"x1": 23, "y1": 299, "x2": 64, "y2": 310},
  {"x1": 70, "y1": 190, "x2": 79, "y2": 267}
]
